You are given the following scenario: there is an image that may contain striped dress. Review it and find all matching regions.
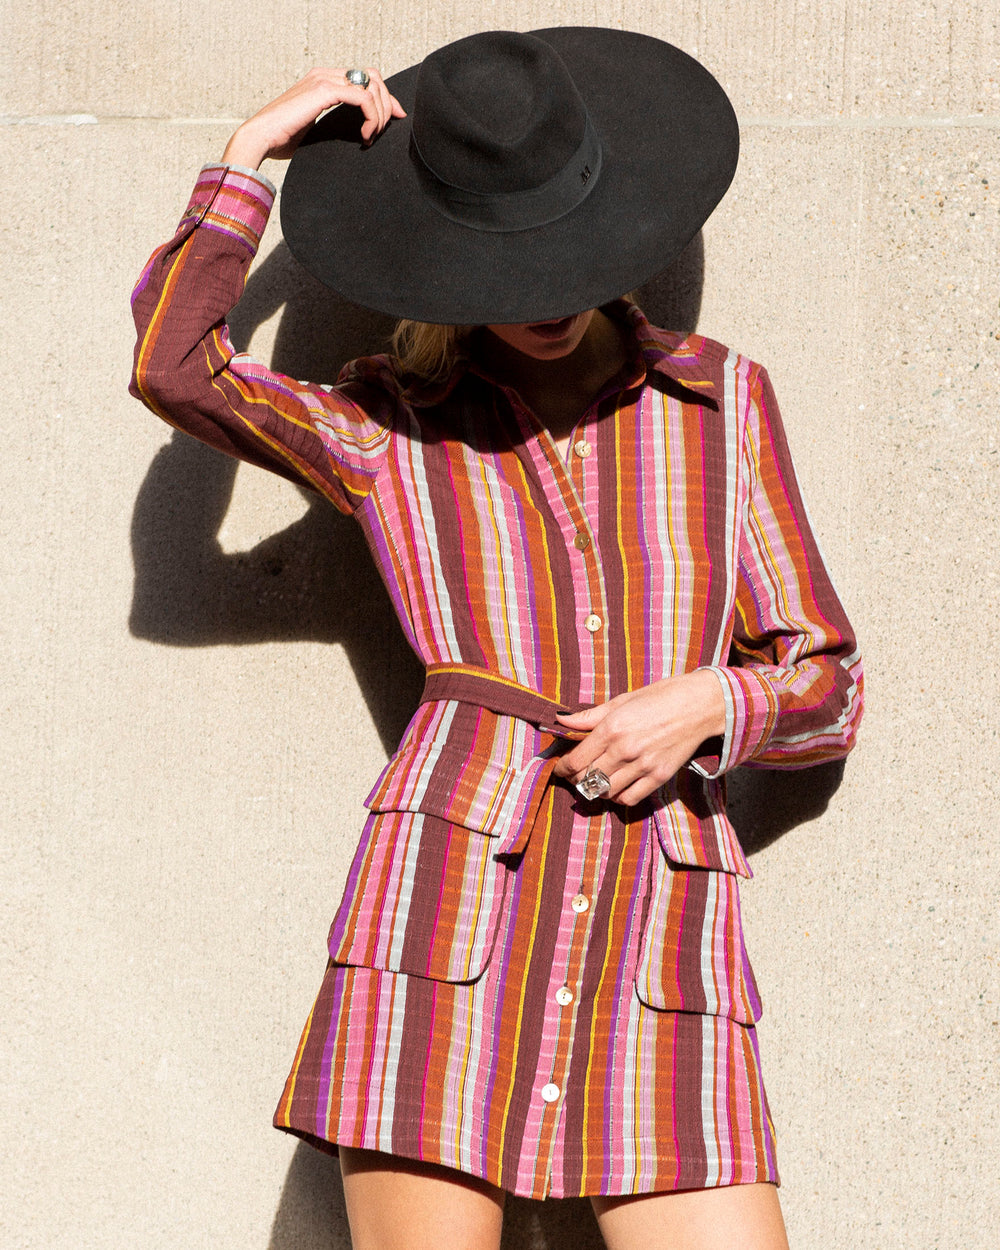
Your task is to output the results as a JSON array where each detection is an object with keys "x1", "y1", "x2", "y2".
[{"x1": 130, "y1": 165, "x2": 863, "y2": 1199}]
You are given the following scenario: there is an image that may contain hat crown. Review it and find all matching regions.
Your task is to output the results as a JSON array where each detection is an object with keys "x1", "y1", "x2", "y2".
[{"x1": 412, "y1": 32, "x2": 588, "y2": 194}]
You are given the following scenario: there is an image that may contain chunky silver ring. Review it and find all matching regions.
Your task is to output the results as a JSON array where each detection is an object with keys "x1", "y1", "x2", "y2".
[
  {"x1": 576, "y1": 766, "x2": 611, "y2": 801},
  {"x1": 345, "y1": 68, "x2": 371, "y2": 89}
]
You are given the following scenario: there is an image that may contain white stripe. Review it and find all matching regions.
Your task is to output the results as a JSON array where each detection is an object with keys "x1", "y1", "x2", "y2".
[
  {"x1": 699, "y1": 1016, "x2": 723, "y2": 1186},
  {"x1": 405, "y1": 412, "x2": 461, "y2": 657},
  {"x1": 375, "y1": 974, "x2": 408, "y2": 1154},
  {"x1": 646, "y1": 386, "x2": 675, "y2": 676}
]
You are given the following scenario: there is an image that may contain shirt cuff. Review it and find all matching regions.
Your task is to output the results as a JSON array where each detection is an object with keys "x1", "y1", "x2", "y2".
[
  {"x1": 689, "y1": 665, "x2": 781, "y2": 779},
  {"x1": 177, "y1": 163, "x2": 276, "y2": 253}
]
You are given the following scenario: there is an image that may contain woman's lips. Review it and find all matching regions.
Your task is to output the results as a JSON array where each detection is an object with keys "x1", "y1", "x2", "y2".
[{"x1": 525, "y1": 316, "x2": 576, "y2": 340}]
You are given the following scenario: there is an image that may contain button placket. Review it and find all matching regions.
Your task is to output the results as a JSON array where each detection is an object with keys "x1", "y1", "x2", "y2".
[
  {"x1": 530, "y1": 810, "x2": 608, "y2": 1181},
  {"x1": 502, "y1": 387, "x2": 610, "y2": 701}
]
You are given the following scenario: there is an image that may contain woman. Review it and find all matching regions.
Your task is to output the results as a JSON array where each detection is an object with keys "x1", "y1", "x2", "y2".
[{"x1": 131, "y1": 28, "x2": 863, "y2": 1249}]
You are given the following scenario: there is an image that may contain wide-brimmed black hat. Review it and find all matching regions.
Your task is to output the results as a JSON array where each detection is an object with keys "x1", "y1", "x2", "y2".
[{"x1": 280, "y1": 27, "x2": 738, "y2": 324}]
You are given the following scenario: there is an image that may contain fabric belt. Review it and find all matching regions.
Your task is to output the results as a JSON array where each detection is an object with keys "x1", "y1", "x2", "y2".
[
  {"x1": 418, "y1": 665, "x2": 610, "y2": 855},
  {"x1": 420, "y1": 663, "x2": 592, "y2": 739}
]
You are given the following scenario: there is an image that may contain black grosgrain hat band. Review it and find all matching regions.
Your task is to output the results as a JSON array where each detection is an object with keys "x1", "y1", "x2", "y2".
[{"x1": 409, "y1": 115, "x2": 602, "y2": 232}]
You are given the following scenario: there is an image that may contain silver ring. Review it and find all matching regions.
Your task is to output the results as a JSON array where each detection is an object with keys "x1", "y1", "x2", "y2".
[
  {"x1": 576, "y1": 766, "x2": 611, "y2": 801},
  {"x1": 345, "y1": 68, "x2": 371, "y2": 89}
]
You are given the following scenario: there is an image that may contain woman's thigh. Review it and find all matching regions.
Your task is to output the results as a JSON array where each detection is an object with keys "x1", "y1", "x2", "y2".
[
  {"x1": 338, "y1": 1147, "x2": 506, "y2": 1250},
  {"x1": 591, "y1": 1182, "x2": 789, "y2": 1250}
]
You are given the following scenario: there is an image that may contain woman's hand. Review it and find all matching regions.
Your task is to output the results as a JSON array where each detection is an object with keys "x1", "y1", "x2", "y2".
[
  {"x1": 551, "y1": 670, "x2": 726, "y2": 807},
  {"x1": 222, "y1": 68, "x2": 406, "y2": 169}
]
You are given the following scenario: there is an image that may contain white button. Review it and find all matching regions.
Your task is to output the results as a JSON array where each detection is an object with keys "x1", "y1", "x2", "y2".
[
  {"x1": 555, "y1": 986, "x2": 574, "y2": 1006},
  {"x1": 571, "y1": 893, "x2": 590, "y2": 914},
  {"x1": 574, "y1": 439, "x2": 592, "y2": 458},
  {"x1": 541, "y1": 1082, "x2": 561, "y2": 1103},
  {"x1": 584, "y1": 613, "x2": 602, "y2": 632}
]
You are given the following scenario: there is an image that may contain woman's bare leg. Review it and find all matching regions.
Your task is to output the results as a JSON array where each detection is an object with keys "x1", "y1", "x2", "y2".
[
  {"x1": 592, "y1": 1182, "x2": 789, "y2": 1250},
  {"x1": 339, "y1": 1147, "x2": 506, "y2": 1250}
]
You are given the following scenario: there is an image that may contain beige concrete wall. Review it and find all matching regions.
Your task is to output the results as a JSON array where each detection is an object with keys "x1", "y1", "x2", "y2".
[{"x1": 3, "y1": 2, "x2": 997, "y2": 1246}]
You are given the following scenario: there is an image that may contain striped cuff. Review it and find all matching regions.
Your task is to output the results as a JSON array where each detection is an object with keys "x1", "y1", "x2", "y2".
[
  {"x1": 178, "y1": 163, "x2": 276, "y2": 252},
  {"x1": 689, "y1": 665, "x2": 781, "y2": 778}
]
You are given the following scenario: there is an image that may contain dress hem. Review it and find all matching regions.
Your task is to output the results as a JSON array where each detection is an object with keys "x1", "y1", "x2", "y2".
[{"x1": 273, "y1": 1120, "x2": 780, "y2": 1200}]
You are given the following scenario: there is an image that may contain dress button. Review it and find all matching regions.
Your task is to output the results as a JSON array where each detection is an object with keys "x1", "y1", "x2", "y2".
[
  {"x1": 573, "y1": 531, "x2": 591, "y2": 551},
  {"x1": 584, "y1": 613, "x2": 602, "y2": 632},
  {"x1": 555, "y1": 986, "x2": 574, "y2": 1006},
  {"x1": 571, "y1": 893, "x2": 590, "y2": 914},
  {"x1": 541, "y1": 1082, "x2": 561, "y2": 1103},
  {"x1": 573, "y1": 439, "x2": 592, "y2": 458}
]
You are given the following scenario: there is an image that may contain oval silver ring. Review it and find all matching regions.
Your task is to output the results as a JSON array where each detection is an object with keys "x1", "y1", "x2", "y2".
[
  {"x1": 576, "y1": 766, "x2": 611, "y2": 801},
  {"x1": 345, "y1": 68, "x2": 371, "y2": 89}
]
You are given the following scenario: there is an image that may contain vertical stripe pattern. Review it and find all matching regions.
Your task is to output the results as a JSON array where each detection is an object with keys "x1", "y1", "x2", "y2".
[{"x1": 130, "y1": 167, "x2": 863, "y2": 1199}]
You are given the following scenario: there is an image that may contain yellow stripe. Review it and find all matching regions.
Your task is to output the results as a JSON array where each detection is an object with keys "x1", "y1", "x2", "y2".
[
  {"x1": 476, "y1": 455, "x2": 517, "y2": 674},
  {"x1": 579, "y1": 814, "x2": 631, "y2": 1181},
  {"x1": 424, "y1": 662, "x2": 545, "y2": 696},
  {"x1": 133, "y1": 233, "x2": 198, "y2": 420},
  {"x1": 495, "y1": 792, "x2": 555, "y2": 1168},
  {"x1": 207, "y1": 348, "x2": 368, "y2": 503},
  {"x1": 510, "y1": 451, "x2": 562, "y2": 694},
  {"x1": 276, "y1": 997, "x2": 317, "y2": 1125},
  {"x1": 663, "y1": 392, "x2": 684, "y2": 669},
  {"x1": 614, "y1": 408, "x2": 633, "y2": 688}
]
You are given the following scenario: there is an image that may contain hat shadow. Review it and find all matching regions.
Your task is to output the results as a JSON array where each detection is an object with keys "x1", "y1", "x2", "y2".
[{"x1": 129, "y1": 233, "x2": 845, "y2": 1247}]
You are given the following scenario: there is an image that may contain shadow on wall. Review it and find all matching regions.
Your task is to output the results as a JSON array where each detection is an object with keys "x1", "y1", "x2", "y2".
[
  {"x1": 267, "y1": 1142, "x2": 606, "y2": 1250},
  {"x1": 130, "y1": 233, "x2": 720, "y2": 757},
  {"x1": 130, "y1": 232, "x2": 844, "y2": 1246}
]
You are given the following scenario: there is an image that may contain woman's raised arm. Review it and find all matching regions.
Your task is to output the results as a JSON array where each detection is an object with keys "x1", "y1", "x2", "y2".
[
  {"x1": 222, "y1": 68, "x2": 405, "y2": 168},
  {"x1": 129, "y1": 72, "x2": 406, "y2": 514}
]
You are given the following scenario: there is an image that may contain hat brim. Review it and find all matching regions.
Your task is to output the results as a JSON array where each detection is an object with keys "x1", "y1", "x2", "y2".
[{"x1": 279, "y1": 27, "x2": 738, "y2": 324}]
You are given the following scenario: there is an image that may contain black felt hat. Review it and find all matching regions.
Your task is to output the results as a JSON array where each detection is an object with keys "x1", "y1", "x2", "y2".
[{"x1": 280, "y1": 27, "x2": 739, "y2": 324}]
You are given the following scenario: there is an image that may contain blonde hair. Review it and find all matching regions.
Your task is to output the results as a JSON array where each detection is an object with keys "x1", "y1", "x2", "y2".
[
  {"x1": 390, "y1": 295, "x2": 638, "y2": 382},
  {"x1": 390, "y1": 319, "x2": 473, "y2": 382}
]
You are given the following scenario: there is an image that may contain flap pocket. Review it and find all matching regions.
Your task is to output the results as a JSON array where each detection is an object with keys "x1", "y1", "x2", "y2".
[
  {"x1": 634, "y1": 845, "x2": 762, "y2": 1024},
  {"x1": 365, "y1": 742, "x2": 556, "y2": 853},
  {"x1": 651, "y1": 771, "x2": 752, "y2": 878},
  {"x1": 328, "y1": 807, "x2": 511, "y2": 984}
]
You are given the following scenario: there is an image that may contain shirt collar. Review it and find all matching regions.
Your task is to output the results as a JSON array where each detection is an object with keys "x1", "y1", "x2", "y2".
[
  {"x1": 617, "y1": 301, "x2": 719, "y2": 397},
  {"x1": 400, "y1": 299, "x2": 718, "y2": 407}
]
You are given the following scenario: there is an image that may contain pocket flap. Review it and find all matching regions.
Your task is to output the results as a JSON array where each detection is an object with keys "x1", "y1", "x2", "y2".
[
  {"x1": 365, "y1": 744, "x2": 556, "y2": 854},
  {"x1": 328, "y1": 808, "x2": 511, "y2": 983},
  {"x1": 634, "y1": 848, "x2": 762, "y2": 1023},
  {"x1": 651, "y1": 771, "x2": 752, "y2": 878}
]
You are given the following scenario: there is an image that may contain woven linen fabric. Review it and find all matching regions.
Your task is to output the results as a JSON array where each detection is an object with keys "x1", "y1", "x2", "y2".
[{"x1": 130, "y1": 165, "x2": 863, "y2": 1198}]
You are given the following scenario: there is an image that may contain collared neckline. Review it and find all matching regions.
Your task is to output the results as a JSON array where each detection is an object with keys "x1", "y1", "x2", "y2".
[{"x1": 399, "y1": 300, "x2": 719, "y2": 408}]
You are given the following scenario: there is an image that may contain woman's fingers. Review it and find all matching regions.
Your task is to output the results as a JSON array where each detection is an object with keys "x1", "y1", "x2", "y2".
[
  {"x1": 342, "y1": 66, "x2": 407, "y2": 142},
  {"x1": 223, "y1": 66, "x2": 405, "y2": 167},
  {"x1": 551, "y1": 672, "x2": 726, "y2": 804},
  {"x1": 368, "y1": 66, "x2": 407, "y2": 128}
]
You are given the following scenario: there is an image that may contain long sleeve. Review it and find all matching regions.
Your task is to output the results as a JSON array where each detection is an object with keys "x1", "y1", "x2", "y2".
[
  {"x1": 696, "y1": 365, "x2": 864, "y2": 775},
  {"x1": 129, "y1": 165, "x2": 393, "y2": 515}
]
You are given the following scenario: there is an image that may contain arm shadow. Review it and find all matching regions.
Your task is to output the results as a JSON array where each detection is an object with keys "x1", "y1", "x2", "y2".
[
  {"x1": 128, "y1": 235, "x2": 706, "y2": 756},
  {"x1": 128, "y1": 246, "x2": 423, "y2": 754},
  {"x1": 726, "y1": 759, "x2": 847, "y2": 856}
]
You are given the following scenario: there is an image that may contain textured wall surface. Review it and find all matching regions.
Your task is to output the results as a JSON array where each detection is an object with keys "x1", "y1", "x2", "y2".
[{"x1": 2, "y1": 3, "x2": 998, "y2": 1247}]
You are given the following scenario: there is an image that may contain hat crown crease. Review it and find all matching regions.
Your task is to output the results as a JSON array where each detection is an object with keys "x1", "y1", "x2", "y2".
[{"x1": 410, "y1": 31, "x2": 603, "y2": 232}]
